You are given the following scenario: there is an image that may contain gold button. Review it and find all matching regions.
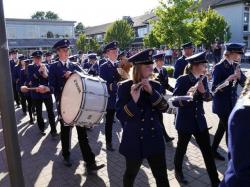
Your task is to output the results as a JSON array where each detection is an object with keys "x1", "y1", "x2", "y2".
[
  {"x1": 141, "y1": 109, "x2": 143, "y2": 112},
  {"x1": 141, "y1": 128, "x2": 144, "y2": 131},
  {"x1": 195, "y1": 115, "x2": 197, "y2": 118},
  {"x1": 151, "y1": 127, "x2": 155, "y2": 130},
  {"x1": 141, "y1": 119, "x2": 145, "y2": 122},
  {"x1": 140, "y1": 136, "x2": 143, "y2": 139},
  {"x1": 150, "y1": 117, "x2": 154, "y2": 120},
  {"x1": 152, "y1": 109, "x2": 155, "y2": 111}
]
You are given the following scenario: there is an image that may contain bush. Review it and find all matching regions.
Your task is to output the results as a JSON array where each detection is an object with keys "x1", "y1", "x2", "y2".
[{"x1": 165, "y1": 66, "x2": 174, "y2": 78}]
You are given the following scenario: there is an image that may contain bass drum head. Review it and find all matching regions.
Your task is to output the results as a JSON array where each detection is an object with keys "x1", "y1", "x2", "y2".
[{"x1": 60, "y1": 73, "x2": 83, "y2": 125}]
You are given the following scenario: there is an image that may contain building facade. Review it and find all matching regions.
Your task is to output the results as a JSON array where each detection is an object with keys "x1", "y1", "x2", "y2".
[
  {"x1": 6, "y1": 18, "x2": 76, "y2": 54},
  {"x1": 202, "y1": 0, "x2": 250, "y2": 47},
  {"x1": 84, "y1": 12, "x2": 156, "y2": 48}
]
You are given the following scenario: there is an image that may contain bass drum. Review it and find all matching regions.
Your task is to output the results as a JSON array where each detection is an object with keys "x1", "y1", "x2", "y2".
[{"x1": 60, "y1": 72, "x2": 108, "y2": 127}]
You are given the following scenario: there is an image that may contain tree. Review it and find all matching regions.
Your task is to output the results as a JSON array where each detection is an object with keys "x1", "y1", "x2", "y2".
[
  {"x1": 194, "y1": 8, "x2": 230, "y2": 49},
  {"x1": 31, "y1": 11, "x2": 45, "y2": 20},
  {"x1": 45, "y1": 11, "x2": 59, "y2": 20},
  {"x1": 104, "y1": 20, "x2": 135, "y2": 50},
  {"x1": 76, "y1": 34, "x2": 87, "y2": 52},
  {"x1": 47, "y1": 31, "x2": 54, "y2": 38},
  {"x1": 75, "y1": 22, "x2": 85, "y2": 36},
  {"x1": 143, "y1": 31, "x2": 161, "y2": 48},
  {"x1": 31, "y1": 11, "x2": 59, "y2": 20},
  {"x1": 152, "y1": 0, "x2": 200, "y2": 49},
  {"x1": 86, "y1": 38, "x2": 100, "y2": 52}
]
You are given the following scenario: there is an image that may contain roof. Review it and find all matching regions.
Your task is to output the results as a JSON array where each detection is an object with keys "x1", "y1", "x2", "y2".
[
  {"x1": 84, "y1": 12, "x2": 156, "y2": 36},
  {"x1": 8, "y1": 38, "x2": 76, "y2": 48},
  {"x1": 6, "y1": 18, "x2": 75, "y2": 24},
  {"x1": 200, "y1": 0, "x2": 242, "y2": 9}
]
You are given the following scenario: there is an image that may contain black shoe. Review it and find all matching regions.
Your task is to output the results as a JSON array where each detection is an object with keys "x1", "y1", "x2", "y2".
[
  {"x1": 86, "y1": 164, "x2": 105, "y2": 175},
  {"x1": 106, "y1": 143, "x2": 115, "y2": 151},
  {"x1": 213, "y1": 151, "x2": 225, "y2": 161},
  {"x1": 40, "y1": 131, "x2": 46, "y2": 136},
  {"x1": 51, "y1": 132, "x2": 59, "y2": 138},
  {"x1": 63, "y1": 158, "x2": 72, "y2": 167},
  {"x1": 165, "y1": 137, "x2": 174, "y2": 143},
  {"x1": 29, "y1": 119, "x2": 34, "y2": 124},
  {"x1": 175, "y1": 171, "x2": 188, "y2": 185}
]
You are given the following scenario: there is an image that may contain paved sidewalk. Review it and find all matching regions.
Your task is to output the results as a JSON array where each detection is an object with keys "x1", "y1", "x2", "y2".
[{"x1": 0, "y1": 101, "x2": 228, "y2": 187}]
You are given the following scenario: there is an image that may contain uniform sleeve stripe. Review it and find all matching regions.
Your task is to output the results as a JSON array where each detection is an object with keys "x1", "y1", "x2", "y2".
[
  {"x1": 124, "y1": 105, "x2": 134, "y2": 117},
  {"x1": 152, "y1": 96, "x2": 162, "y2": 106}
]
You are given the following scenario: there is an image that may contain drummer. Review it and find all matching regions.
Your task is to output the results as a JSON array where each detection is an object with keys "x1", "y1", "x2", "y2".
[
  {"x1": 153, "y1": 52, "x2": 174, "y2": 143},
  {"x1": 42, "y1": 39, "x2": 104, "y2": 174},
  {"x1": 116, "y1": 49, "x2": 170, "y2": 187},
  {"x1": 170, "y1": 52, "x2": 220, "y2": 186}
]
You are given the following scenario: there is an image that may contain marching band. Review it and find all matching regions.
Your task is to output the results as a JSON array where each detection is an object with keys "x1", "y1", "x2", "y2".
[{"x1": 8, "y1": 39, "x2": 250, "y2": 187}]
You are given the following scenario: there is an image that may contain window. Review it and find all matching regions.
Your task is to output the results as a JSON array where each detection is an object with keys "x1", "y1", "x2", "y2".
[
  {"x1": 95, "y1": 34, "x2": 103, "y2": 42},
  {"x1": 243, "y1": 6, "x2": 250, "y2": 32},
  {"x1": 243, "y1": 36, "x2": 248, "y2": 47},
  {"x1": 137, "y1": 27, "x2": 148, "y2": 38}
]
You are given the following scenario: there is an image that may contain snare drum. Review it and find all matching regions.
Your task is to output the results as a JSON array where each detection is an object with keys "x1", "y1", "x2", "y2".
[{"x1": 60, "y1": 72, "x2": 108, "y2": 127}]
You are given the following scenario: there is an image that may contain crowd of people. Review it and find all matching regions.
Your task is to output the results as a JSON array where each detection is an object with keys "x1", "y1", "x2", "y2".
[{"x1": 7, "y1": 39, "x2": 250, "y2": 187}]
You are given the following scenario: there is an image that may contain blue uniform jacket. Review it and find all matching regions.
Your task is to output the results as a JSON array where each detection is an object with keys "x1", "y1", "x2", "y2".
[
  {"x1": 13, "y1": 64, "x2": 22, "y2": 92},
  {"x1": 19, "y1": 69, "x2": 31, "y2": 97},
  {"x1": 28, "y1": 64, "x2": 50, "y2": 99},
  {"x1": 100, "y1": 61, "x2": 120, "y2": 109},
  {"x1": 173, "y1": 74, "x2": 212, "y2": 134},
  {"x1": 116, "y1": 79, "x2": 166, "y2": 160},
  {"x1": 220, "y1": 98, "x2": 250, "y2": 187},
  {"x1": 83, "y1": 62, "x2": 99, "y2": 76},
  {"x1": 48, "y1": 60, "x2": 81, "y2": 101},
  {"x1": 212, "y1": 59, "x2": 246, "y2": 117},
  {"x1": 154, "y1": 67, "x2": 174, "y2": 94},
  {"x1": 173, "y1": 56, "x2": 188, "y2": 79},
  {"x1": 9, "y1": 59, "x2": 16, "y2": 82}
]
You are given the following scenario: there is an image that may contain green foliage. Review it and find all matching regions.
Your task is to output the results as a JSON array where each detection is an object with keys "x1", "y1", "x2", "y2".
[
  {"x1": 194, "y1": 8, "x2": 230, "y2": 48},
  {"x1": 75, "y1": 22, "x2": 85, "y2": 35},
  {"x1": 76, "y1": 34, "x2": 100, "y2": 53},
  {"x1": 104, "y1": 20, "x2": 135, "y2": 50},
  {"x1": 76, "y1": 34, "x2": 87, "y2": 52},
  {"x1": 165, "y1": 66, "x2": 174, "y2": 77},
  {"x1": 143, "y1": 31, "x2": 162, "y2": 48},
  {"x1": 150, "y1": 0, "x2": 230, "y2": 49},
  {"x1": 31, "y1": 11, "x2": 59, "y2": 20},
  {"x1": 46, "y1": 31, "x2": 54, "y2": 38}
]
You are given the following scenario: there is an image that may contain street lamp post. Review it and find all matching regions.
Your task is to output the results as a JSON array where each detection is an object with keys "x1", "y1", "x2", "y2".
[{"x1": 0, "y1": 0, "x2": 25, "y2": 186}]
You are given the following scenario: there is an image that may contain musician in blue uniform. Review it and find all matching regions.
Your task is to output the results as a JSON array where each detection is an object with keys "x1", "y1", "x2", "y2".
[
  {"x1": 211, "y1": 43, "x2": 246, "y2": 161},
  {"x1": 173, "y1": 42, "x2": 193, "y2": 79},
  {"x1": 13, "y1": 55, "x2": 26, "y2": 114},
  {"x1": 9, "y1": 49, "x2": 20, "y2": 108},
  {"x1": 43, "y1": 51, "x2": 53, "y2": 69},
  {"x1": 171, "y1": 52, "x2": 220, "y2": 186},
  {"x1": 153, "y1": 53, "x2": 174, "y2": 143},
  {"x1": 44, "y1": 39, "x2": 104, "y2": 173},
  {"x1": 99, "y1": 41, "x2": 121, "y2": 151},
  {"x1": 220, "y1": 76, "x2": 250, "y2": 187},
  {"x1": 116, "y1": 49, "x2": 170, "y2": 187},
  {"x1": 20, "y1": 59, "x2": 34, "y2": 124},
  {"x1": 83, "y1": 53, "x2": 99, "y2": 76},
  {"x1": 28, "y1": 50, "x2": 57, "y2": 137}
]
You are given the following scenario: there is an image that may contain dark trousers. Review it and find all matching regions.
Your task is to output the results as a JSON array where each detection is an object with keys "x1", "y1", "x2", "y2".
[
  {"x1": 123, "y1": 153, "x2": 170, "y2": 187},
  {"x1": 159, "y1": 113, "x2": 172, "y2": 142},
  {"x1": 212, "y1": 116, "x2": 229, "y2": 152},
  {"x1": 12, "y1": 82, "x2": 20, "y2": 105},
  {"x1": 20, "y1": 93, "x2": 33, "y2": 121},
  {"x1": 60, "y1": 121, "x2": 95, "y2": 166},
  {"x1": 105, "y1": 109, "x2": 115, "y2": 144},
  {"x1": 33, "y1": 96, "x2": 56, "y2": 133},
  {"x1": 20, "y1": 92, "x2": 28, "y2": 113},
  {"x1": 174, "y1": 130, "x2": 220, "y2": 186}
]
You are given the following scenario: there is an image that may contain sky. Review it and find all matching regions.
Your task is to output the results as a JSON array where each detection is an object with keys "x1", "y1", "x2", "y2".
[{"x1": 3, "y1": 0, "x2": 160, "y2": 26}]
